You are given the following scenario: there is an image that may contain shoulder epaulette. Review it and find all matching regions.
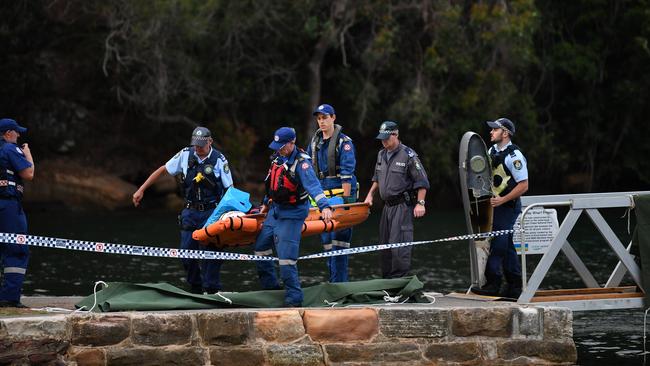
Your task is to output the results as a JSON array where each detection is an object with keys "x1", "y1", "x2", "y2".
[{"x1": 405, "y1": 147, "x2": 416, "y2": 158}]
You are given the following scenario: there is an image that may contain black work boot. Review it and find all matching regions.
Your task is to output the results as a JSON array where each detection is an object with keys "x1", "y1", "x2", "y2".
[
  {"x1": 0, "y1": 300, "x2": 28, "y2": 308},
  {"x1": 471, "y1": 276, "x2": 502, "y2": 296},
  {"x1": 501, "y1": 275, "x2": 523, "y2": 299}
]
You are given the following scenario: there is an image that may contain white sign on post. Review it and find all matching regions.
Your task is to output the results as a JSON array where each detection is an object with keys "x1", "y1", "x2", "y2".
[{"x1": 513, "y1": 207, "x2": 559, "y2": 255}]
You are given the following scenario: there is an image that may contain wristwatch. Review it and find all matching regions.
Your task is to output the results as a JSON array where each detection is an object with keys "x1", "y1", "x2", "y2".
[{"x1": 417, "y1": 200, "x2": 426, "y2": 206}]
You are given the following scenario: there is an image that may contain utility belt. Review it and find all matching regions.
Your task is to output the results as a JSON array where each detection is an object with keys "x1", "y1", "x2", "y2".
[
  {"x1": 184, "y1": 201, "x2": 217, "y2": 211},
  {"x1": 384, "y1": 191, "x2": 417, "y2": 207},
  {"x1": 496, "y1": 197, "x2": 520, "y2": 209}
]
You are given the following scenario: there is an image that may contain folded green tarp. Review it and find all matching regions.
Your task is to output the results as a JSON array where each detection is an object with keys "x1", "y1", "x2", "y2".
[{"x1": 75, "y1": 276, "x2": 428, "y2": 312}]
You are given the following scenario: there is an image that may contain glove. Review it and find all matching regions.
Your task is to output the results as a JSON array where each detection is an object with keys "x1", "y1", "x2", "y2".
[{"x1": 343, "y1": 196, "x2": 356, "y2": 204}]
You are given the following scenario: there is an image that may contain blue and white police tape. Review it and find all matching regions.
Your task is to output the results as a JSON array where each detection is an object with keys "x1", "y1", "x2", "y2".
[
  {"x1": 0, "y1": 229, "x2": 512, "y2": 261},
  {"x1": 298, "y1": 229, "x2": 514, "y2": 260},
  {"x1": 0, "y1": 232, "x2": 277, "y2": 261}
]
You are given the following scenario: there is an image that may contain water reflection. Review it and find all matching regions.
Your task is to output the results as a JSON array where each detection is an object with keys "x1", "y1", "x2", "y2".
[{"x1": 22, "y1": 205, "x2": 646, "y2": 365}]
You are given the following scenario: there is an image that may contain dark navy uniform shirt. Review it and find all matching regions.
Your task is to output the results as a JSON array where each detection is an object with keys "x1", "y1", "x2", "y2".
[{"x1": 372, "y1": 143, "x2": 430, "y2": 200}]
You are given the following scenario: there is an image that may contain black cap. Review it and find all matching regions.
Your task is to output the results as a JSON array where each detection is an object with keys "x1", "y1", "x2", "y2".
[
  {"x1": 486, "y1": 118, "x2": 515, "y2": 135},
  {"x1": 191, "y1": 126, "x2": 212, "y2": 146},
  {"x1": 376, "y1": 121, "x2": 398, "y2": 140}
]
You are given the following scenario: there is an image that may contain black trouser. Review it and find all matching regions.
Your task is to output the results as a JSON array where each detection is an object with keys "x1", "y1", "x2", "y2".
[{"x1": 379, "y1": 201, "x2": 414, "y2": 278}]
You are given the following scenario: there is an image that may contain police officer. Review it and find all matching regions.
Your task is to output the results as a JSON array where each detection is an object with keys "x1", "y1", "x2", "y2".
[
  {"x1": 471, "y1": 118, "x2": 528, "y2": 298},
  {"x1": 254, "y1": 127, "x2": 332, "y2": 307},
  {"x1": 133, "y1": 126, "x2": 233, "y2": 294},
  {"x1": 307, "y1": 103, "x2": 357, "y2": 282},
  {"x1": 0, "y1": 118, "x2": 34, "y2": 308},
  {"x1": 363, "y1": 121, "x2": 429, "y2": 278}
]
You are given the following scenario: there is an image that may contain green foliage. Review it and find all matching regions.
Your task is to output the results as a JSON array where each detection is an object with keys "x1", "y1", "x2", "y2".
[{"x1": 2, "y1": 0, "x2": 650, "y2": 199}]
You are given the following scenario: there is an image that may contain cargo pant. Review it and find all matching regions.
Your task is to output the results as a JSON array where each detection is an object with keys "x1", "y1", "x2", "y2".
[
  {"x1": 254, "y1": 209, "x2": 304, "y2": 306},
  {"x1": 379, "y1": 201, "x2": 414, "y2": 278},
  {"x1": 485, "y1": 200, "x2": 522, "y2": 284},
  {"x1": 0, "y1": 199, "x2": 30, "y2": 303},
  {"x1": 180, "y1": 208, "x2": 223, "y2": 292}
]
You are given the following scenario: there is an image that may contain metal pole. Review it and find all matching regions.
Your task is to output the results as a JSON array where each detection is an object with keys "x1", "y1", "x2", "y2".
[{"x1": 519, "y1": 201, "x2": 572, "y2": 290}]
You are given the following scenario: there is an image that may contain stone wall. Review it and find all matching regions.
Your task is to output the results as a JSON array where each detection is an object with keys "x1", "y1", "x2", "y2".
[{"x1": 0, "y1": 306, "x2": 576, "y2": 365}]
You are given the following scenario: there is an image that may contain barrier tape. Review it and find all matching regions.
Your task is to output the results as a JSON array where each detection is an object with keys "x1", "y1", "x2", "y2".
[
  {"x1": 298, "y1": 229, "x2": 514, "y2": 260},
  {"x1": 0, "y1": 229, "x2": 513, "y2": 262},
  {"x1": 0, "y1": 232, "x2": 277, "y2": 261}
]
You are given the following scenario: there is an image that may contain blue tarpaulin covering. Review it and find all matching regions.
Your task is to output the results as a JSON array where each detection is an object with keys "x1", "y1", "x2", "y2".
[{"x1": 204, "y1": 187, "x2": 252, "y2": 227}]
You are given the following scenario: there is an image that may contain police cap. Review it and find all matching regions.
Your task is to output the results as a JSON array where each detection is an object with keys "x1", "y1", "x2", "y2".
[
  {"x1": 191, "y1": 126, "x2": 211, "y2": 147},
  {"x1": 376, "y1": 121, "x2": 398, "y2": 140},
  {"x1": 486, "y1": 118, "x2": 515, "y2": 136}
]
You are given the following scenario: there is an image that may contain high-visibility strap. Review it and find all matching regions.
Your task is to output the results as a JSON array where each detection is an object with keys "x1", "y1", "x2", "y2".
[
  {"x1": 255, "y1": 249, "x2": 274, "y2": 256},
  {"x1": 279, "y1": 259, "x2": 297, "y2": 266},
  {"x1": 331, "y1": 240, "x2": 350, "y2": 248},
  {"x1": 323, "y1": 244, "x2": 333, "y2": 250},
  {"x1": 4, "y1": 267, "x2": 26, "y2": 274},
  {"x1": 313, "y1": 193, "x2": 326, "y2": 202}
]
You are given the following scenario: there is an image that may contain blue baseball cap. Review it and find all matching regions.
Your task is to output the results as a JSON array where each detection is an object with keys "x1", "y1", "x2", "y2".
[
  {"x1": 269, "y1": 127, "x2": 296, "y2": 150},
  {"x1": 486, "y1": 118, "x2": 515, "y2": 135},
  {"x1": 312, "y1": 104, "x2": 335, "y2": 116},
  {"x1": 0, "y1": 118, "x2": 27, "y2": 134}
]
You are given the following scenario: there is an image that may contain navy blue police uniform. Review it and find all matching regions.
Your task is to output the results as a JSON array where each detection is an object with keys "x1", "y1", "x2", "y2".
[
  {"x1": 166, "y1": 134, "x2": 233, "y2": 293},
  {"x1": 307, "y1": 104, "x2": 357, "y2": 282},
  {"x1": 0, "y1": 119, "x2": 32, "y2": 306},
  {"x1": 485, "y1": 139, "x2": 527, "y2": 296},
  {"x1": 254, "y1": 127, "x2": 330, "y2": 306}
]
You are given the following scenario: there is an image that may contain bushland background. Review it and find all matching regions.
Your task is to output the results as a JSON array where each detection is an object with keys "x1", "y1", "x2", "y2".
[{"x1": 2, "y1": 0, "x2": 649, "y2": 208}]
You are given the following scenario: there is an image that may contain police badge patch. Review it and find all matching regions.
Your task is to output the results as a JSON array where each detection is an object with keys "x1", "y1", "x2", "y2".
[
  {"x1": 513, "y1": 160, "x2": 523, "y2": 170},
  {"x1": 301, "y1": 162, "x2": 310, "y2": 170},
  {"x1": 223, "y1": 163, "x2": 230, "y2": 173},
  {"x1": 343, "y1": 143, "x2": 351, "y2": 151}
]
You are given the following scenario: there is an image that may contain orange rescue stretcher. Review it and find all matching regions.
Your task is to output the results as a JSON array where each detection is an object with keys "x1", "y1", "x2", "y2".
[{"x1": 192, "y1": 202, "x2": 370, "y2": 248}]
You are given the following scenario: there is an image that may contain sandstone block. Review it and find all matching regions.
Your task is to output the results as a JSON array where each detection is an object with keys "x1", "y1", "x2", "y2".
[
  {"x1": 254, "y1": 310, "x2": 305, "y2": 343},
  {"x1": 0, "y1": 339, "x2": 69, "y2": 365},
  {"x1": 197, "y1": 312, "x2": 254, "y2": 346},
  {"x1": 70, "y1": 315, "x2": 130, "y2": 346},
  {"x1": 106, "y1": 346, "x2": 206, "y2": 366},
  {"x1": 70, "y1": 347, "x2": 106, "y2": 366},
  {"x1": 497, "y1": 339, "x2": 577, "y2": 363},
  {"x1": 303, "y1": 308, "x2": 378, "y2": 342},
  {"x1": 517, "y1": 307, "x2": 541, "y2": 337},
  {"x1": 451, "y1": 308, "x2": 512, "y2": 337},
  {"x1": 543, "y1": 307, "x2": 573, "y2": 340},
  {"x1": 132, "y1": 314, "x2": 193, "y2": 346},
  {"x1": 0, "y1": 315, "x2": 67, "y2": 340},
  {"x1": 209, "y1": 346, "x2": 265, "y2": 366},
  {"x1": 378, "y1": 308, "x2": 448, "y2": 338},
  {"x1": 324, "y1": 342, "x2": 422, "y2": 363},
  {"x1": 267, "y1": 344, "x2": 324, "y2": 366},
  {"x1": 424, "y1": 341, "x2": 481, "y2": 363}
]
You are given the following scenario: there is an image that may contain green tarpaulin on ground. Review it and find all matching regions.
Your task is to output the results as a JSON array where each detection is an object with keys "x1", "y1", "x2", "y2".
[
  {"x1": 75, "y1": 276, "x2": 428, "y2": 312},
  {"x1": 633, "y1": 194, "x2": 650, "y2": 307}
]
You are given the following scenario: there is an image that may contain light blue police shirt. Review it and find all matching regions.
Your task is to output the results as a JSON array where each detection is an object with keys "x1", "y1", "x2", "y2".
[
  {"x1": 165, "y1": 147, "x2": 233, "y2": 188},
  {"x1": 490, "y1": 142, "x2": 528, "y2": 183}
]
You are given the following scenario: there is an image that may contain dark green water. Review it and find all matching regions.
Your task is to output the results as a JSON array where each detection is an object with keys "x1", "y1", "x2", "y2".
[{"x1": 19, "y1": 205, "x2": 646, "y2": 365}]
